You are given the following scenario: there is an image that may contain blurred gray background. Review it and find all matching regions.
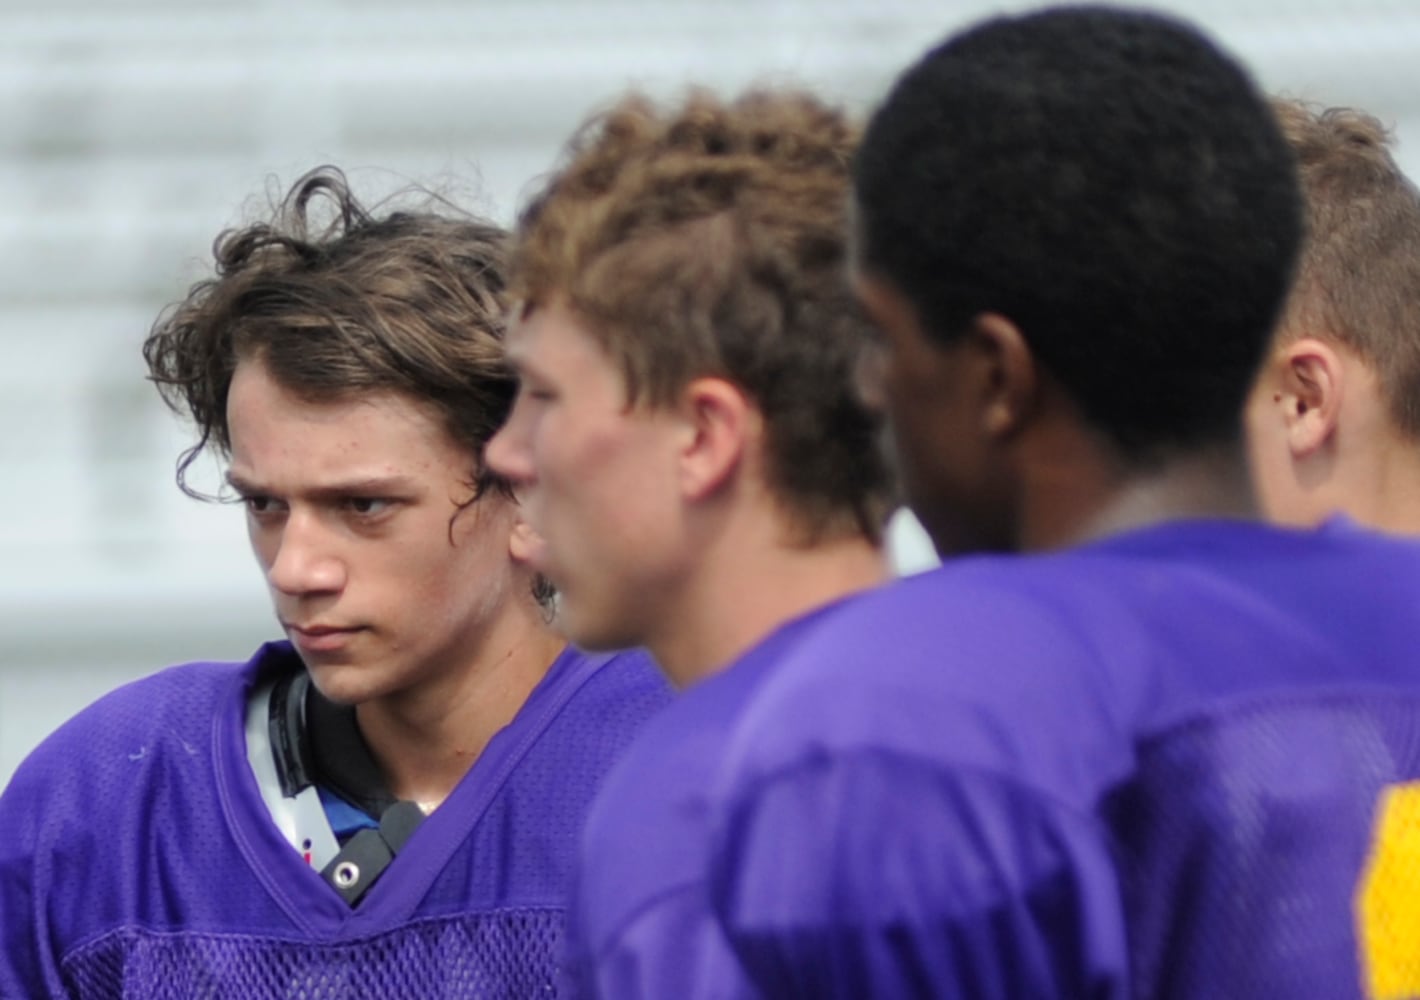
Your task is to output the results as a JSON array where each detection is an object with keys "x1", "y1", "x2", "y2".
[{"x1": 3, "y1": 0, "x2": 1418, "y2": 786}]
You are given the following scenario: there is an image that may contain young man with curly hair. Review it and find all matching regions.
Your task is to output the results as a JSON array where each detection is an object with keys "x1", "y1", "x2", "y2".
[
  {"x1": 486, "y1": 89, "x2": 895, "y2": 997},
  {"x1": 1247, "y1": 98, "x2": 1420, "y2": 535},
  {"x1": 0, "y1": 169, "x2": 670, "y2": 997},
  {"x1": 706, "y1": 8, "x2": 1420, "y2": 997}
]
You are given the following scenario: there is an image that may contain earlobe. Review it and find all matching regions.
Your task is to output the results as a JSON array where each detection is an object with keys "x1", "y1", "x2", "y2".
[
  {"x1": 679, "y1": 378, "x2": 753, "y2": 501},
  {"x1": 508, "y1": 518, "x2": 545, "y2": 566},
  {"x1": 1277, "y1": 339, "x2": 1342, "y2": 458},
  {"x1": 972, "y1": 313, "x2": 1037, "y2": 438}
]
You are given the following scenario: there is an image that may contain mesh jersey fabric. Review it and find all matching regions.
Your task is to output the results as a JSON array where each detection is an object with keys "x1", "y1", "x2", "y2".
[
  {"x1": 709, "y1": 518, "x2": 1420, "y2": 999},
  {"x1": 0, "y1": 641, "x2": 672, "y2": 999},
  {"x1": 567, "y1": 600, "x2": 849, "y2": 999}
]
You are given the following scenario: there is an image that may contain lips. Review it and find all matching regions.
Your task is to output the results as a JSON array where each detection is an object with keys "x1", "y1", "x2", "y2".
[{"x1": 285, "y1": 623, "x2": 362, "y2": 653}]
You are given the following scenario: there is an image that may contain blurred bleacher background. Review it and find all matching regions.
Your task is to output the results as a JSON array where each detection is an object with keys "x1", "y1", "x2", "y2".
[{"x1": 3, "y1": 0, "x2": 1418, "y2": 786}]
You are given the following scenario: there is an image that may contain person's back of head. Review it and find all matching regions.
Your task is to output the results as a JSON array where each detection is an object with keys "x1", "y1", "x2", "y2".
[
  {"x1": 145, "y1": 167, "x2": 515, "y2": 502},
  {"x1": 511, "y1": 89, "x2": 894, "y2": 546},
  {"x1": 854, "y1": 5, "x2": 1302, "y2": 468},
  {"x1": 1247, "y1": 99, "x2": 1420, "y2": 531}
]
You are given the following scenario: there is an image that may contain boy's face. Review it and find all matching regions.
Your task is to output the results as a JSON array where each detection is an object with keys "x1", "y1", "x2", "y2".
[
  {"x1": 226, "y1": 356, "x2": 521, "y2": 707},
  {"x1": 850, "y1": 265, "x2": 1005, "y2": 557},
  {"x1": 487, "y1": 299, "x2": 690, "y2": 654}
]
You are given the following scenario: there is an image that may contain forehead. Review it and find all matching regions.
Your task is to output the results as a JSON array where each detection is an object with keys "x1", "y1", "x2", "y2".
[
  {"x1": 507, "y1": 299, "x2": 623, "y2": 383},
  {"x1": 226, "y1": 358, "x2": 470, "y2": 478},
  {"x1": 508, "y1": 298, "x2": 593, "y2": 353},
  {"x1": 850, "y1": 267, "x2": 923, "y2": 342}
]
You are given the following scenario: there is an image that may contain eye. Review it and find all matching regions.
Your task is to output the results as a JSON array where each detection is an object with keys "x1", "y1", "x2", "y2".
[
  {"x1": 515, "y1": 376, "x2": 557, "y2": 404},
  {"x1": 345, "y1": 497, "x2": 395, "y2": 517},
  {"x1": 242, "y1": 494, "x2": 285, "y2": 517}
]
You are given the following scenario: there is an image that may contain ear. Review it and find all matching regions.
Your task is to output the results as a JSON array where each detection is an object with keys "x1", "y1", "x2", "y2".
[
  {"x1": 1270, "y1": 337, "x2": 1343, "y2": 458},
  {"x1": 508, "y1": 516, "x2": 545, "y2": 566},
  {"x1": 968, "y1": 312, "x2": 1038, "y2": 439},
  {"x1": 677, "y1": 377, "x2": 756, "y2": 502}
]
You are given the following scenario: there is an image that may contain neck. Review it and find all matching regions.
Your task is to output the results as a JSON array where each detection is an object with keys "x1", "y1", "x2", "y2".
[
  {"x1": 649, "y1": 515, "x2": 889, "y2": 688},
  {"x1": 1021, "y1": 429, "x2": 1258, "y2": 551},
  {"x1": 1326, "y1": 433, "x2": 1420, "y2": 536},
  {"x1": 355, "y1": 597, "x2": 566, "y2": 811}
]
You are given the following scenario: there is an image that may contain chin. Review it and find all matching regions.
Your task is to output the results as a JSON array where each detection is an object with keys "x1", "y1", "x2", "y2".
[
  {"x1": 304, "y1": 663, "x2": 384, "y2": 707},
  {"x1": 555, "y1": 599, "x2": 641, "y2": 654}
]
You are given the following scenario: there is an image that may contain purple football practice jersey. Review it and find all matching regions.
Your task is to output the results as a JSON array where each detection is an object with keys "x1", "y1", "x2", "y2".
[
  {"x1": 0, "y1": 642, "x2": 670, "y2": 998},
  {"x1": 711, "y1": 519, "x2": 1420, "y2": 998},
  {"x1": 568, "y1": 602, "x2": 848, "y2": 998}
]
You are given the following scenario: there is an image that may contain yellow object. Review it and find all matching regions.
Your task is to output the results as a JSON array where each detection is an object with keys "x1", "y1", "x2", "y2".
[{"x1": 1357, "y1": 782, "x2": 1420, "y2": 999}]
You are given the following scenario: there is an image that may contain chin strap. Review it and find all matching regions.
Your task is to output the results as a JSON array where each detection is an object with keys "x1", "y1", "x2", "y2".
[
  {"x1": 246, "y1": 669, "x2": 427, "y2": 906},
  {"x1": 318, "y1": 800, "x2": 426, "y2": 906},
  {"x1": 245, "y1": 673, "x2": 341, "y2": 871}
]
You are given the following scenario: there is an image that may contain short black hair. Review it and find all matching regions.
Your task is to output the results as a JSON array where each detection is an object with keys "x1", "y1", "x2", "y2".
[{"x1": 854, "y1": 5, "x2": 1303, "y2": 463}]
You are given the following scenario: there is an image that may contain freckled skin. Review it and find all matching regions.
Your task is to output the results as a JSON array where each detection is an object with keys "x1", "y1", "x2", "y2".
[
  {"x1": 486, "y1": 302, "x2": 692, "y2": 654},
  {"x1": 226, "y1": 356, "x2": 524, "y2": 710}
]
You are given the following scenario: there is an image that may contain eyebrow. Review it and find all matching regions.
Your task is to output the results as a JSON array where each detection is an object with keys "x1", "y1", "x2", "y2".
[
  {"x1": 501, "y1": 322, "x2": 547, "y2": 373},
  {"x1": 502, "y1": 339, "x2": 535, "y2": 374},
  {"x1": 225, "y1": 472, "x2": 421, "y2": 499},
  {"x1": 508, "y1": 356, "x2": 560, "y2": 391}
]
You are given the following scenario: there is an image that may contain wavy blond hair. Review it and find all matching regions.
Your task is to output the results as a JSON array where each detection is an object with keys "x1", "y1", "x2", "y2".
[{"x1": 513, "y1": 89, "x2": 894, "y2": 543}]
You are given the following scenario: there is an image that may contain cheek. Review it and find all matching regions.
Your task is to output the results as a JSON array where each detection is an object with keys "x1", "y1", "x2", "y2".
[
  {"x1": 1242, "y1": 394, "x2": 1288, "y2": 495},
  {"x1": 1244, "y1": 386, "x2": 1279, "y2": 445},
  {"x1": 882, "y1": 371, "x2": 945, "y2": 471},
  {"x1": 881, "y1": 373, "x2": 989, "y2": 545},
  {"x1": 544, "y1": 422, "x2": 645, "y2": 507},
  {"x1": 406, "y1": 533, "x2": 507, "y2": 627},
  {"x1": 246, "y1": 521, "x2": 278, "y2": 571},
  {"x1": 1244, "y1": 439, "x2": 1294, "y2": 524},
  {"x1": 530, "y1": 410, "x2": 597, "y2": 487}
]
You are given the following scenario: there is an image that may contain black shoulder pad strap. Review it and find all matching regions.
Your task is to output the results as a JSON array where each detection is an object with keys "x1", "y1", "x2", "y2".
[{"x1": 268, "y1": 670, "x2": 315, "y2": 797}]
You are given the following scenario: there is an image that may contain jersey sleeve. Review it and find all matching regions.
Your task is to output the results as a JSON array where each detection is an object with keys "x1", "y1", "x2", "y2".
[
  {"x1": 0, "y1": 756, "x2": 71, "y2": 997},
  {"x1": 709, "y1": 749, "x2": 1129, "y2": 999},
  {"x1": 570, "y1": 878, "x2": 760, "y2": 1000}
]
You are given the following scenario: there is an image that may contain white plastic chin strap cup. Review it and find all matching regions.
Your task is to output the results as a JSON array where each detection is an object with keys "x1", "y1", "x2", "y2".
[{"x1": 245, "y1": 678, "x2": 341, "y2": 871}]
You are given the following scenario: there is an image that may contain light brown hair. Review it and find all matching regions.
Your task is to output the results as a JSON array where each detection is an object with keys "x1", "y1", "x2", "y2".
[
  {"x1": 144, "y1": 166, "x2": 515, "y2": 500},
  {"x1": 514, "y1": 89, "x2": 894, "y2": 543},
  {"x1": 1272, "y1": 98, "x2": 1420, "y2": 436}
]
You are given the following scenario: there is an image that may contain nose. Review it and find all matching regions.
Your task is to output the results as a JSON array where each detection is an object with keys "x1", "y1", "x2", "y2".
[
  {"x1": 486, "y1": 406, "x2": 534, "y2": 486},
  {"x1": 263, "y1": 511, "x2": 346, "y2": 598}
]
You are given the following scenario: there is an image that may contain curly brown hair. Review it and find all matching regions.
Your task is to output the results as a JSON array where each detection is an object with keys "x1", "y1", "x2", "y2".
[
  {"x1": 1272, "y1": 98, "x2": 1420, "y2": 437},
  {"x1": 144, "y1": 166, "x2": 515, "y2": 501},
  {"x1": 512, "y1": 88, "x2": 894, "y2": 544}
]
